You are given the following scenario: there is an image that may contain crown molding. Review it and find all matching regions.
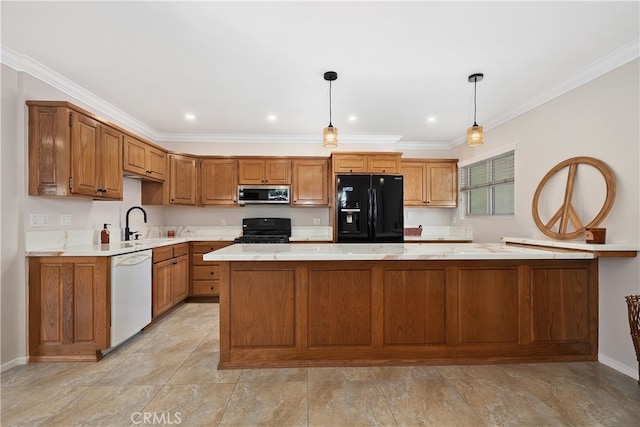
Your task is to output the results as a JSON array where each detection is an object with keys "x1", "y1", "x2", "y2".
[
  {"x1": 155, "y1": 133, "x2": 403, "y2": 145},
  {"x1": 1, "y1": 45, "x2": 159, "y2": 140},
  {"x1": 449, "y1": 37, "x2": 640, "y2": 148},
  {"x1": 4, "y1": 37, "x2": 638, "y2": 149}
]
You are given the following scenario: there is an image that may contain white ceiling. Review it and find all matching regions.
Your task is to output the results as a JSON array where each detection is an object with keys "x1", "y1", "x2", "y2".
[{"x1": 2, "y1": 1, "x2": 639, "y2": 148}]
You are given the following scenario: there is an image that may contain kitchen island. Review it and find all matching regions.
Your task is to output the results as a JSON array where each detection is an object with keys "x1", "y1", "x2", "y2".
[{"x1": 204, "y1": 243, "x2": 599, "y2": 369}]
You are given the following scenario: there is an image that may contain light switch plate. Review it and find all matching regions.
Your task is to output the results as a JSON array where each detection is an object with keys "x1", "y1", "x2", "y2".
[
  {"x1": 30, "y1": 213, "x2": 48, "y2": 227},
  {"x1": 313, "y1": 217, "x2": 321, "y2": 225},
  {"x1": 60, "y1": 213, "x2": 72, "y2": 226}
]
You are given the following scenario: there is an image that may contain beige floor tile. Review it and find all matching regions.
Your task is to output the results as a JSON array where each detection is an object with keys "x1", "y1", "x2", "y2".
[
  {"x1": 308, "y1": 380, "x2": 396, "y2": 426},
  {"x1": 96, "y1": 352, "x2": 190, "y2": 386},
  {"x1": 239, "y1": 367, "x2": 307, "y2": 383},
  {"x1": 380, "y1": 379, "x2": 484, "y2": 427},
  {"x1": 1, "y1": 386, "x2": 88, "y2": 426},
  {"x1": 135, "y1": 332, "x2": 207, "y2": 353},
  {"x1": 194, "y1": 331, "x2": 221, "y2": 352},
  {"x1": 39, "y1": 385, "x2": 159, "y2": 427},
  {"x1": 448, "y1": 376, "x2": 573, "y2": 426},
  {"x1": 436, "y1": 363, "x2": 515, "y2": 380},
  {"x1": 168, "y1": 351, "x2": 242, "y2": 384},
  {"x1": 308, "y1": 366, "x2": 377, "y2": 382},
  {"x1": 371, "y1": 365, "x2": 444, "y2": 381},
  {"x1": 141, "y1": 383, "x2": 235, "y2": 426},
  {"x1": 220, "y1": 381, "x2": 307, "y2": 426}
]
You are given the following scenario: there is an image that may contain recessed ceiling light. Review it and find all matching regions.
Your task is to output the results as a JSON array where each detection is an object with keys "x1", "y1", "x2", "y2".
[
  {"x1": 427, "y1": 116, "x2": 437, "y2": 123},
  {"x1": 348, "y1": 115, "x2": 357, "y2": 122},
  {"x1": 185, "y1": 113, "x2": 196, "y2": 121},
  {"x1": 267, "y1": 114, "x2": 277, "y2": 121}
]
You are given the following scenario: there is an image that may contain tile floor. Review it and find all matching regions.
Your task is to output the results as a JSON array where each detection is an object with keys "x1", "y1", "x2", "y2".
[{"x1": 2, "y1": 302, "x2": 640, "y2": 426}]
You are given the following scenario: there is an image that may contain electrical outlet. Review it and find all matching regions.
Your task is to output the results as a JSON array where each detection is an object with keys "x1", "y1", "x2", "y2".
[
  {"x1": 313, "y1": 217, "x2": 321, "y2": 225},
  {"x1": 221, "y1": 218, "x2": 227, "y2": 226},
  {"x1": 30, "y1": 213, "x2": 48, "y2": 227},
  {"x1": 60, "y1": 213, "x2": 72, "y2": 226},
  {"x1": 407, "y1": 211, "x2": 413, "y2": 219}
]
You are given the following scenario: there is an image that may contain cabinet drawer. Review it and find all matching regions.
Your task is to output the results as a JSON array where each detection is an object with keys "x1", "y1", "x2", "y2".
[
  {"x1": 193, "y1": 265, "x2": 221, "y2": 280},
  {"x1": 172, "y1": 243, "x2": 189, "y2": 257},
  {"x1": 192, "y1": 281, "x2": 220, "y2": 296},
  {"x1": 332, "y1": 155, "x2": 367, "y2": 173},
  {"x1": 191, "y1": 242, "x2": 233, "y2": 254},
  {"x1": 153, "y1": 246, "x2": 173, "y2": 263}
]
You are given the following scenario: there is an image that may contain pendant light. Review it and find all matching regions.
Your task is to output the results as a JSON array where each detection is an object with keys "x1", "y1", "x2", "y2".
[
  {"x1": 467, "y1": 73, "x2": 484, "y2": 147},
  {"x1": 323, "y1": 71, "x2": 338, "y2": 148}
]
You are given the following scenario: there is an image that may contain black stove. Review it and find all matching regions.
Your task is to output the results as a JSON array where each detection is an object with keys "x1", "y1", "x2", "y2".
[{"x1": 234, "y1": 218, "x2": 291, "y2": 244}]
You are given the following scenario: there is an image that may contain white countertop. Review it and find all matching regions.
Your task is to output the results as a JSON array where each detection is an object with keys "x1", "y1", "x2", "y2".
[
  {"x1": 502, "y1": 237, "x2": 640, "y2": 252},
  {"x1": 203, "y1": 242, "x2": 594, "y2": 262}
]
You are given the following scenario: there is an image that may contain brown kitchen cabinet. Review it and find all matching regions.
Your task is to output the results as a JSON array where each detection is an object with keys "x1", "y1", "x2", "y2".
[
  {"x1": 291, "y1": 158, "x2": 329, "y2": 206},
  {"x1": 200, "y1": 158, "x2": 238, "y2": 206},
  {"x1": 27, "y1": 101, "x2": 123, "y2": 200},
  {"x1": 123, "y1": 134, "x2": 167, "y2": 181},
  {"x1": 28, "y1": 256, "x2": 110, "y2": 361},
  {"x1": 152, "y1": 243, "x2": 189, "y2": 318},
  {"x1": 400, "y1": 159, "x2": 458, "y2": 207},
  {"x1": 238, "y1": 158, "x2": 291, "y2": 184},
  {"x1": 332, "y1": 152, "x2": 401, "y2": 174},
  {"x1": 169, "y1": 154, "x2": 198, "y2": 205},
  {"x1": 190, "y1": 241, "x2": 233, "y2": 297}
]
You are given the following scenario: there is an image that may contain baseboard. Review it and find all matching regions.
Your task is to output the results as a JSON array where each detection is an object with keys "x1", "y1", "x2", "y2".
[
  {"x1": 599, "y1": 353, "x2": 639, "y2": 380},
  {"x1": 1, "y1": 356, "x2": 28, "y2": 372}
]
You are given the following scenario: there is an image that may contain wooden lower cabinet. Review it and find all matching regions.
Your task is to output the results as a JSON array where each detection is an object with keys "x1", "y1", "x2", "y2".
[
  {"x1": 152, "y1": 243, "x2": 189, "y2": 318},
  {"x1": 218, "y1": 259, "x2": 598, "y2": 368},
  {"x1": 28, "y1": 256, "x2": 109, "y2": 362},
  {"x1": 190, "y1": 241, "x2": 233, "y2": 297}
]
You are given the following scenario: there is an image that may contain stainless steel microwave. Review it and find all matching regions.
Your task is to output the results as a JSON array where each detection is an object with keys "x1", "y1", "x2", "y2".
[{"x1": 237, "y1": 185, "x2": 290, "y2": 205}]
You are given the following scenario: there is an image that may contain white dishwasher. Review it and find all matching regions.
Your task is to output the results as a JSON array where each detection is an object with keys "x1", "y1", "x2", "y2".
[{"x1": 110, "y1": 249, "x2": 152, "y2": 348}]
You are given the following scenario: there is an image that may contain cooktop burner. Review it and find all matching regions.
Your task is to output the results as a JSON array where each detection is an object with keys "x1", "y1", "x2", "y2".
[{"x1": 234, "y1": 218, "x2": 291, "y2": 244}]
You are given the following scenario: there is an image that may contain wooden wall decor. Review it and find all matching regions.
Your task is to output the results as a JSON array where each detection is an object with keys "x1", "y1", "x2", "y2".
[{"x1": 532, "y1": 156, "x2": 616, "y2": 240}]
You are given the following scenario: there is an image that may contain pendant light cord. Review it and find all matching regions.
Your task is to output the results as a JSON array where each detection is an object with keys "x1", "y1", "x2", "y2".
[
  {"x1": 329, "y1": 80, "x2": 333, "y2": 127},
  {"x1": 473, "y1": 77, "x2": 478, "y2": 126}
]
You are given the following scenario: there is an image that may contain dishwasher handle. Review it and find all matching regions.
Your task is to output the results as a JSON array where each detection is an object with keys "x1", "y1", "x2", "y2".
[{"x1": 113, "y1": 251, "x2": 152, "y2": 267}]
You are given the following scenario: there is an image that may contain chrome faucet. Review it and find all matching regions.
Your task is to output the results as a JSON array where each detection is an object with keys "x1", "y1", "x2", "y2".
[{"x1": 124, "y1": 206, "x2": 147, "y2": 241}]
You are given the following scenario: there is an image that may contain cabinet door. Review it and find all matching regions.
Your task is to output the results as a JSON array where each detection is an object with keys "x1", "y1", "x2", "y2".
[
  {"x1": 264, "y1": 159, "x2": 291, "y2": 184},
  {"x1": 292, "y1": 159, "x2": 329, "y2": 206},
  {"x1": 122, "y1": 135, "x2": 148, "y2": 176},
  {"x1": 171, "y1": 255, "x2": 189, "y2": 303},
  {"x1": 368, "y1": 155, "x2": 400, "y2": 174},
  {"x1": 426, "y1": 162, "x2": 457, "y2": 207},
  {"x1": 400, "y1": 161, "x2": 426, "y2": 206},
  {"x1": 99, "y1": 126, "x2": 123, "y2": 200},
  {"x1": 201, "y1": 159, "x2": 238, "y2": 205},
  {"x1": 28, "y1": 257, "x2": 109, "y2": 358},
  {"x1": 70, "y1": 112, "x2": 100, "y2": 197},
  {"x1": 238, "y1": 160, "x2": 264, "y2": 184},
  {"x1": 147, "y1": 146, "x2": 167, "y2": 181},
  {"x1": 153, "y1": 260, "x2": 173, "y2": 318},
  {"x1": 332, "y1": 154, "x2": 367, "y2": 173},
  {"x1": 169, "y1": 154, "x2": 197, "y2": 205}
]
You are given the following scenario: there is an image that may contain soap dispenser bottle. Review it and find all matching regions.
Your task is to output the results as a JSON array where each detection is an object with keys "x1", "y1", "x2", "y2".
[{"x1": 100, "y1": 224, "x2": 110, "y2": 244}]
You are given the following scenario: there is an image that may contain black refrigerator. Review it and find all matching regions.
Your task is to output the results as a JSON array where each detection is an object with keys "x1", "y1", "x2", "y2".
[{"x1": 336, "y1": 174, "x2": 404, "y2": 243}]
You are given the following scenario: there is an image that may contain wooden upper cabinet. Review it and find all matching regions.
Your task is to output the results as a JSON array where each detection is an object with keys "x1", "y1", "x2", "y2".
[
  {"x1": 200, "y1": 158, "x2": 238, "y2": 206},
  {"x1": 169, "y1": 154, "x2": 197, "y2": 205},
  {"x1": 238, "y1": 159, "x2": 291, "y2": 184},
  {"x1": 27, "y1": 102, "x2": 123, "y2": 200},
  {"x1": 400, "y1": 159, "x2": 458, "y2": 207},
  {"x1": 123, "y1": 135, "x2": 167, "y2": 181},
  {"x1": 291, "y1": 159, "x2": 329, "y2": 206},
  {"x1": 332, "y1": 152, "x2": 401, "y2": 174}
]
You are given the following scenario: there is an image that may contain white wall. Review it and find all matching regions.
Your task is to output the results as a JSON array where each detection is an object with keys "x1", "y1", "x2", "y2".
[{"x1": 452, "y1": 59, "x2": 640, "y2": 379}]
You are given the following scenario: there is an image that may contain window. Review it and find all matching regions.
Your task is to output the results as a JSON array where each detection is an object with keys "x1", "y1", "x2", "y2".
[{"x1": 459, "y1": 151, "x2": 514, "y2": 216}]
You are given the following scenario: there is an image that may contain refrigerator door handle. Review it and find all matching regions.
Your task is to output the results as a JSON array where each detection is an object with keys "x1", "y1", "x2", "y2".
[
  {"x1": 372, "y1": 188, "x2": 378, "y2": 238},
  {"x1": 367, "y1": 188, "x2": 374, "y2": 239}
]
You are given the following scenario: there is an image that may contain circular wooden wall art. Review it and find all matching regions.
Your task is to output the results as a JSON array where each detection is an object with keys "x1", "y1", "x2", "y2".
[{"x1": 532, "y1": 156, "x2": 616, "y2": 240}]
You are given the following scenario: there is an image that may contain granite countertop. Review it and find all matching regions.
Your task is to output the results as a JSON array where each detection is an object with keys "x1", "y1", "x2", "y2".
[{"x1": 203, "y1": 242, "x2": 594, "y2": 262}]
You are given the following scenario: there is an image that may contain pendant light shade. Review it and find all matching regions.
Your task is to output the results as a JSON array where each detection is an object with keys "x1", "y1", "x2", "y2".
[
  {"x1": 323, "y1": 71, "x2": 338, "y2": 148},
  {"x1": 467, "y1": 73, "x2": 484, "y2": 147}
]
